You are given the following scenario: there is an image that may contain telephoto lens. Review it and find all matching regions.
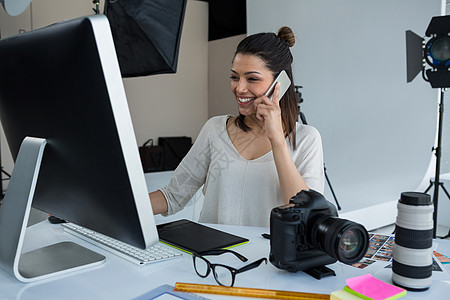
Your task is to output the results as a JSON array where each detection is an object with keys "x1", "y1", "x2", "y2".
[{"x1": 392, "y1": 192, "x2": 434, "y2": 291}]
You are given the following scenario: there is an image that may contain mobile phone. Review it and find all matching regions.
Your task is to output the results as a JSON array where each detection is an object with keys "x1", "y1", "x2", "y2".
[{"x1": 264, "y1": 70, "x2": 291, "y2": 101}]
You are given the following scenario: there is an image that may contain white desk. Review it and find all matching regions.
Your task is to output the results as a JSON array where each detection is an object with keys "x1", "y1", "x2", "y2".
[{"x1": 0, "y1": 220, "x2": 449, "y2": 300}]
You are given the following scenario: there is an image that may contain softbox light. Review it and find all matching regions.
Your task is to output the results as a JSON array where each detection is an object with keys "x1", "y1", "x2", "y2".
[{"x1": 104, "y1": 0, "x2": 187, "y2": 78}]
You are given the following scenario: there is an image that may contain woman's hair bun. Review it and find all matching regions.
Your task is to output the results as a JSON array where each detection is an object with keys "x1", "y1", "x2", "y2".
[{"x1": 277, "y1": 26, "x2": 295, "y2": 47}]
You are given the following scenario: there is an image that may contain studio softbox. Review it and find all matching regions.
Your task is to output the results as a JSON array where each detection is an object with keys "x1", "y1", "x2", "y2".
[{"x1": 104, "y1": 0, "x2": 187, "y2": 78}]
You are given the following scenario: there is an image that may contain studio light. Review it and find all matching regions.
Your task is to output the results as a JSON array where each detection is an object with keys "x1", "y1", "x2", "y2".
[
  {"x1": 406, "y1": 15, "x2": 450, "y2": 238},
  {"x1": 407, "y1": 15, "x2": 450, "y2": 88}
]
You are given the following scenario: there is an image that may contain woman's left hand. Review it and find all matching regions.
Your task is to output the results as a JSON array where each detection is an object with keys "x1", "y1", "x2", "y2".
[{"x1": 254, "y1": 82, "x2": 285, "y2": 145}]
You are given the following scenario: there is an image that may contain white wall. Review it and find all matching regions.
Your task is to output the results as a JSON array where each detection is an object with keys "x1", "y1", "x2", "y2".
[
  {"x1": 208, "y1": 34, "x2": 244, "y2": 118},
  {"x1": 247, "y1": 0, "x2": 443, "y2": 229},
  {"x1": 0, "y1": 0, "x2": 208, "y2": 182}
]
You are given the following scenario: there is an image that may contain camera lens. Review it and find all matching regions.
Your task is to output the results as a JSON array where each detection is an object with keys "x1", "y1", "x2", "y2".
[
  {"x1": 310, "y1": 216, "x2": 369, "y2": 264},
  {"x1": 392, "y1": 192, "x2": 433, "y2": 291},
  {"x1": 340, "y1": 230, "x2": 361, "y2": 257}
]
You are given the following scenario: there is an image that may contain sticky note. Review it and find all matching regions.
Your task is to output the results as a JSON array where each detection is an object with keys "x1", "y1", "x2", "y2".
[
  {"x1": 344, "y1": 274, "x2": 406, "y2": 300},
  {"x1": 331, "y1": 289, "x2": 363, "y2": 300}
]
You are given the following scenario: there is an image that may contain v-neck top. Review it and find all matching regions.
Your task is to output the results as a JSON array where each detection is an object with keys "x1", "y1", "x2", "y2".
[{"x1": 159, "y1": 115, "x2": 324, "y2": 227}]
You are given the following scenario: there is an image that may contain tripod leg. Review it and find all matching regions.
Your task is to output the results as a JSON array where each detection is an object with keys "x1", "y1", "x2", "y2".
[
  {"x1": 424, "y1": 180, "x2": 433, "y2": 193},
  {"x1": 437, "y1": 183, "x2": 450, "y2": 239},
  {"x1": 324, "y1": 165, "x2": 341, "y2": 210},
  {"x1": 438, "y1": 225, "x2": 450, "y2": 240},
  {"x1": 439, "y1": 182, "x2": 450, "y2": 200},
  {"x1": 1, "y1": 168, "x2": 11, "y2": 178},
  {"x1": 440, "y1": 230, "x2": 450, "y2": 239}
]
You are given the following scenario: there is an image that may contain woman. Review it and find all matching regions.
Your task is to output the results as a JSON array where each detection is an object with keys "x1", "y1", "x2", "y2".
[{"x1": 150, "y1": 26, "x2": 324, "y2": 227}]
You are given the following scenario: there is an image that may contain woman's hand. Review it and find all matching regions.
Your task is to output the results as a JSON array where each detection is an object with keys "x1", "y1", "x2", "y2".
[
  {"x1": 255, "y1": 83, "x2": 309, "y2": 203},
  {"x1": 254, "y1": 82, "x2": 285, "y2": 145}
]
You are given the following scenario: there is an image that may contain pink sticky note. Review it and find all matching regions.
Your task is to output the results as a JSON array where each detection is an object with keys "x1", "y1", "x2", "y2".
[{"x1": 346, "y1": 274, "x2": 405, "y2": 300}]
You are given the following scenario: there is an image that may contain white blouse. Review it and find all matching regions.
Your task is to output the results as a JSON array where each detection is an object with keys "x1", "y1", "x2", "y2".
[{"x1": 159, "y1": 115, "x2": 324, "y2": 227}]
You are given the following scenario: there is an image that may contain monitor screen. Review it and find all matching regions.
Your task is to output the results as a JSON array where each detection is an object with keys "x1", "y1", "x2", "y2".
[{"x1": 0, "y1": 15, "x2": 158, "y2": 249}]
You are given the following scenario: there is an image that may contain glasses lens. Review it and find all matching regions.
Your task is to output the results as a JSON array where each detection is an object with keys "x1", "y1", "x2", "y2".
[
  {"x1": 213, "y1": 265, "x2": 233, "y2": 286},
  {"x1": 193, "y1": 256, "x2": 209, "y2": 277}
]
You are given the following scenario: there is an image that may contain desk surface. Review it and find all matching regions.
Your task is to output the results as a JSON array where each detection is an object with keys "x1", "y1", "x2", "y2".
[{"x1": 1, "y1": 220, "x2": 449, "y2": 300}]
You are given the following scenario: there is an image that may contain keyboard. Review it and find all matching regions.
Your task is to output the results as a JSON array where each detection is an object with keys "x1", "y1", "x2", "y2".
[{"x1": 62, "y1": 222, "x2": 182, "y2": 266}]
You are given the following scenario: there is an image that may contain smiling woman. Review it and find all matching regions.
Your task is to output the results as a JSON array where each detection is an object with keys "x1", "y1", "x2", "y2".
[{"x1": 149, "y1": 26, "x2": 325, "y2": 227}]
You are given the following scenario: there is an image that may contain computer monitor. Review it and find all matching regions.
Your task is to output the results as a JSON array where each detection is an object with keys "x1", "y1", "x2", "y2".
[{"x1": 0, "y1": 15, "x2": 158, "y2": 281}]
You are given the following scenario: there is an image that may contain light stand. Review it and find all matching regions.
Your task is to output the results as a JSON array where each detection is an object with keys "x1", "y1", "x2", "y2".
[
  {"x1": 295, "y1": 85, "x2": 341, "y2": 210},
  {"x1": 424, "y1": 88, "x2": 450, "y2": 238},
  {"x1": 92, "y1": 0, "x2": 100, "y2": 14}
]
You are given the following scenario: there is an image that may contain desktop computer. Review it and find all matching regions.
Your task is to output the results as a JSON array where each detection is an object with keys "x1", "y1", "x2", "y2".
[{"x1": 0, "y1": 15, "x2": 164, "y2": 281}]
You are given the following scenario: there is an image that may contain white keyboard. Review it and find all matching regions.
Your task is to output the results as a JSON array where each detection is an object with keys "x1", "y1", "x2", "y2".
[{"x1": 62, "y1": 222, "x2": 182, "y2": 266}]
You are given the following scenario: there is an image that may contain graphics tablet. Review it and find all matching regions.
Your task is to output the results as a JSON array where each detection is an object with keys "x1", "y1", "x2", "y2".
[{"x1": 157, "y1": 219, "x2": 249, "y2": 254}]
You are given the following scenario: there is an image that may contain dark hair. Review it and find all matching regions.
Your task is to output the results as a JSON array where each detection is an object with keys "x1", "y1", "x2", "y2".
[{"x1": 232, "y1": 26, "x2": 298, "y2": 148}]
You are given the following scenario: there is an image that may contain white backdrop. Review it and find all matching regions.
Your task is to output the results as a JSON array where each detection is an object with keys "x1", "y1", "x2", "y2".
[{"x1": 247, "y1": 0, "x2": 442, "y2": 228}]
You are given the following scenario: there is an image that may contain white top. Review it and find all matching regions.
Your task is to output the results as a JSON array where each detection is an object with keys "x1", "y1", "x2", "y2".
[{"x1": 160, "y1": 115, "x2": 324, "y2": 227}]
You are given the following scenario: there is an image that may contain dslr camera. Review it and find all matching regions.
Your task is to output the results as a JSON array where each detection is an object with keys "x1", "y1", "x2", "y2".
[{"x1": 269, "y1": 190, "x2": 369, "y2": 276}]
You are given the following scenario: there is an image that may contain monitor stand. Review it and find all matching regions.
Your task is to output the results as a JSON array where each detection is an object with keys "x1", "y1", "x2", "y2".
[{"x1": 0, "y1": 137, "x2": 105, "y2": 282}]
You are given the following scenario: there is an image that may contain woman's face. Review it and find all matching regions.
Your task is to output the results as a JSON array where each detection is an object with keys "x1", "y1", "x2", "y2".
[{"x1": 230, "y1": 53, "x2": 275, "y2": 116}]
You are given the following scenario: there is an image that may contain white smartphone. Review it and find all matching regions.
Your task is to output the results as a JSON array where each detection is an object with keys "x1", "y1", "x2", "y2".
[{"x1": 264, "y1": 70, "x2": 291, "y2": 101}]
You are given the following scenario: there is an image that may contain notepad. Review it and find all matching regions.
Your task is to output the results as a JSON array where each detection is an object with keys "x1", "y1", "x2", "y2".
[
  {"x1": 344, "y1": 274, "x2": 406, "y2": 300},
  {"x1": 156, "y1": 219, "x2": 249, "y2": 254}
]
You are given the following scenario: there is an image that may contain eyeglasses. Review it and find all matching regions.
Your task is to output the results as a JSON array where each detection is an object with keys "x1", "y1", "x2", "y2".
[{"x1": 192, "y1": 249, "x2": 267, "y2": 287}]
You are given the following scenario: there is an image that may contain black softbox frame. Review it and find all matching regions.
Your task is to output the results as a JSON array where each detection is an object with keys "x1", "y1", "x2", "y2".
[{"x1": 104, "y1": 0, "x2": 187, "y2": 78}]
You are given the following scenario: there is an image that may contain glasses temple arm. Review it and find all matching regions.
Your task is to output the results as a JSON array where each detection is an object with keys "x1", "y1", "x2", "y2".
[
  {"x1": 236, "y1": 257, "x2": 268, "y2": 274},
  {"x1": 197, "y1": 249, "x2": 248, "y2": 262}
]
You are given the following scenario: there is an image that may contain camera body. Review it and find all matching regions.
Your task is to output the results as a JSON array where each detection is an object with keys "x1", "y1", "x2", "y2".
[
  {"x1": 269, "y1": 190, "x2": 369, "y2": 273},
  {"x1": 269, "y1": 190, "x2": 337, "y2": 272}
]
